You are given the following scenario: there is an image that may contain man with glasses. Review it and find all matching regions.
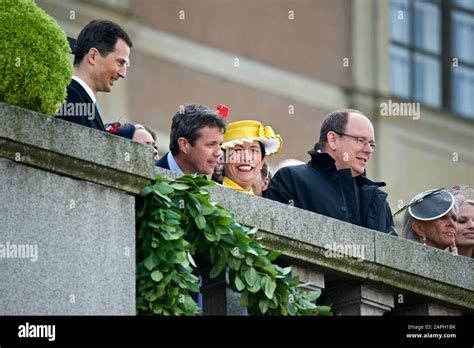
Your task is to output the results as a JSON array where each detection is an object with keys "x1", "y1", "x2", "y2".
[{"x1": 265, "y1": 109, "x2": 396, "y2": 234}]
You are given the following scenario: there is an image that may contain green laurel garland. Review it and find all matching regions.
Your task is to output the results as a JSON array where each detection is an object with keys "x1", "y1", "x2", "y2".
[{"x1": 136, "y1": 173, "x2": 331, "y2": 316}]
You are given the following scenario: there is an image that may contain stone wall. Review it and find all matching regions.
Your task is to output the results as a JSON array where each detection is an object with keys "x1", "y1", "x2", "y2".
[{"x1": 0, "y1": 103, "x2": 155, "y2": 314}]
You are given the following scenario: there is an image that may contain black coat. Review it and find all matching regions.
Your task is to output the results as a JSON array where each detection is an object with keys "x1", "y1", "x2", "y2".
[
  {"x1": 155, "y1": 152, "x2": 170, "y2": 169},
  {"x1": 56, "y1": 79, "x2": 106, "y2": 131},
  {"x1": 264, "y1": 150, "x2": 396, "y2": 235}
]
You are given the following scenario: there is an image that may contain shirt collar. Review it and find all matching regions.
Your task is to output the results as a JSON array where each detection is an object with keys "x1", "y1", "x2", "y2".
[
  {"x1": 72, "y1": 75, "x2": 96, "y2": 103},
  {"x1": 223, "y1": 176, "x2": 254, "y2": 195},
  {"x1": 167, "y1": 152, "x2": 184, "y2": 175}
]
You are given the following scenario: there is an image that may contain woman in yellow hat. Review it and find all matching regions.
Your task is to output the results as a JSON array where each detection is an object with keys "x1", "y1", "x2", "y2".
[{"x1": 220, "y1": 120, "x2": 282, "y2": 195}]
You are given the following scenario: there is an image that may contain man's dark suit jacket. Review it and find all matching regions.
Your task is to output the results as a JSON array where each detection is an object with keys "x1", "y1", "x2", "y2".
[
  {"x1": 155, "y1": 153, "x2": 170, "y2": 169},
  {"x1": 56, "y1": 79, "x2": 106, "y2": 131}
]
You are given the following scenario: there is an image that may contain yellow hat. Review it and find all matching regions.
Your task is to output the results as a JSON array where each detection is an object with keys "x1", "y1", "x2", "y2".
[{"x1": 222, "y1": 120, "x2": 283, "y2": 156}]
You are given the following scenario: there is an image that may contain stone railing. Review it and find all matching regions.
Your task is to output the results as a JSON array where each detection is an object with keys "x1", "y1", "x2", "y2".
[
  {"x1": 0, "y1": 102, "x2": 154, "y2": 315},
  {"x1": 1, "y1": 102, "x2": 472, "y2": 315}
]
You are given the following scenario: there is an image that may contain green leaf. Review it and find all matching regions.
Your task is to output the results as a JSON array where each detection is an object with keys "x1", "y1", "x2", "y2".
[
  {"x1": 162, "y1": 229, "x2": 184, "y2": 241},
  {"x1": 244, "y1": 267, "x2": 257, "y2": 287},
  {"x1": 246, "y1": 227, "x2": 258, "y2": 235},
  {"x1": 209, "y1": 259, "x2": 225, "y2": 278},
  {"x1": 182, "y1": 294, "x2": 198, "y2": 313},
  {"x1": 200, "y1": 205, "x2": 215, "y2": 216},
  {"x1": 187, "y1": 252, "x2": 197, "y2": 268},
  {"x1": 258, "y1": 298, "x2": 269, "y2": 314},
  {"x1": 227, "y1": 256, "x2": 241, "y2": 270},
  {"x1": 281, "y1": 266, "x2": 292, "y2": 275},
  {"x1": 234, "y1": 274, "x2": 246, "y2": 291},
  {"x1": 299, "y1": 299, "x2": 316, "y2": 309},
  {"x1": 267, "y1": 251, "x2": 281, "y2": 261},
  {"x1": 153, "y1": 190, "x2": 172, "y2": 202},
  {"x1": 247, "y1": 280, "x2": 261, "y2": 293},
  {"x1": 150, "y1": 269, "x2": 163, "y2": 282},
  {"x1": 204, "y1": 230, "x2": 218, "y2": 242},
  {"x1": 215, "y1": 225, "x2": 231, "y2": 236},
  {"x1": 147, "y1": 221, "x2": 161, "y2": 230},
  {"x1": 170, "y1": 182, "x2": 191, "y2": 190},
  {"x1": 302, "y1": 290, "x2": 321, "y2": 302},
  {"x1": 140, "y1": 186, "x2": 153, "y2": 196},
  {"x1": 263, "y1": 278, "x2": 277, "y2": 299},
  {"x1": 246, "y1": 247, "x2": 259, "y2": 256},
  {"x1": 155, "y1": 182, "x2": 174, "y2": 195},
  {"x1": 234, "y1": 230, "x2": 252, "y2": 245},
  {"x1": 216, "y1": 216, "x2": 233, "y2": 226},
  {"x1": 287, "y1": 304, "x2": 297, "y2": 316},
  {"x1": 143, "y1": 254, "x2": 156, "y2": 271},
  {"x1": 262, "y1": 263, "x2": 277, "y2": 276},
  {"x1": 195, "y1": 214, "x2": 206, "y2": 230},
  {"x1": 316, "y1": 306, "x2": 332, "y2": 316}
]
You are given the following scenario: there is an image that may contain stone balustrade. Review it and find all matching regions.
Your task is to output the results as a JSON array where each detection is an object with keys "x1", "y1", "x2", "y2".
[{"x1": 1, "y1": 102, "x2": 472, "y2": 316}]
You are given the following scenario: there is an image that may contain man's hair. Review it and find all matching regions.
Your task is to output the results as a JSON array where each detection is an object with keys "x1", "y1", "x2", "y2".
[
  {"x1": 144, "y1": 126, "x2": 157, "y2": 142},
  {"x1": 260, "y1": 161, "x2": 271, "y2": 180},
  {"x1": 169, "y1": 104, "x2": 226, "y2": 155},
  {"x1": 74, "y1": 20, "x2": 133, "y2": 66},
  {"x1": 316, "y1": 109, "x2": 365, "y2": 151}
]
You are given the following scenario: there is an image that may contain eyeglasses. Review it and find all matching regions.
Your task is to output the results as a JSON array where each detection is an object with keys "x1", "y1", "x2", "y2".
[{"x1": 331, "y1": 130, "x2": 376, "y2": 150}]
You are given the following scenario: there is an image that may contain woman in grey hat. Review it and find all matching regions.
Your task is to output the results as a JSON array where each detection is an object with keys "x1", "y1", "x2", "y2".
[{"x1": 400, "y1": 189, "x2": 458, "y2": 254}]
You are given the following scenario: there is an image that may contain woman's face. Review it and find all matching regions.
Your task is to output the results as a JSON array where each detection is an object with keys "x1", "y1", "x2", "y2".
[
  {"x1": 224, "y1": 141, "x2": 264, "y2": 191},
  {"x1": 413, "y1": 212, "x2": 457, "y2": 249},
  {"x1": 455, "y1": 203, "x2": 474, "y2": 248}
]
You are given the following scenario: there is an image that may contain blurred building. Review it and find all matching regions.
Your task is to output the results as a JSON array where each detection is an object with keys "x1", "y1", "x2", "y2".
[{"x1": 37, "y1": 0, "x2": 473, "y2": 227}]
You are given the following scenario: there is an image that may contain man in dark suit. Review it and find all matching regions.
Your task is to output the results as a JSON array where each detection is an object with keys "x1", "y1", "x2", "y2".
[
  {"x1": 56, "y1": 20, "x2": 133, "y2": 131},
  {"x1": 265, "y1": 109, "x2": 397, "y2": 235},
  {"x1": 156, "y1": 104, "x2": 226, "y2": 175}
]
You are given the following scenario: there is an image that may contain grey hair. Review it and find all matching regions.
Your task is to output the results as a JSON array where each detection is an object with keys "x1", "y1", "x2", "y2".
[{"x1": 401, "y1": 210, "x2": 420, "y2": 242}]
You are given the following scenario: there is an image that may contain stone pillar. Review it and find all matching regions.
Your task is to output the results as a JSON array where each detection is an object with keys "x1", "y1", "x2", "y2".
[
  {"x1": 324, "y1": 284, "x2": 394, "y2": 316},
  {"x1": 291, "y1": 265, "x2": 325, "y2": 292},
  {"x1": 394, "y1": 302, "x2": 462, "y2": 316},
  {"x1": 195, "y1": 258, "x2": 227, "y2": 315},
  {"x1": 225, "y1": 270, "x2": 248, "y2": 316}
]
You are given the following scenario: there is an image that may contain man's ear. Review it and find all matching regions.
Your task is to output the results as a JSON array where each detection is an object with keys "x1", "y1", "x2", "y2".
[
  {"x1": 262, "y1": 177, "x2": 270, "y2": 191},
  {"x1": 327, "y1": 131, "x2": 337, "y2": 151},
  {"x1": 412, "y1": 221, "x2": 425, "y2": 238},
  {"x1": 86, "y1": 48, "x2": 100, "y2": 65},
  {"x1": 177, "y1": 137, "x2": 188, "y2": 154}
]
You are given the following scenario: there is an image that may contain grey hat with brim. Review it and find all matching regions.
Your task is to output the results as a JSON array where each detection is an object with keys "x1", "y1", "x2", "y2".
[{"x1": 408, "y1": 189, "x2": 455, "y2": 221}]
